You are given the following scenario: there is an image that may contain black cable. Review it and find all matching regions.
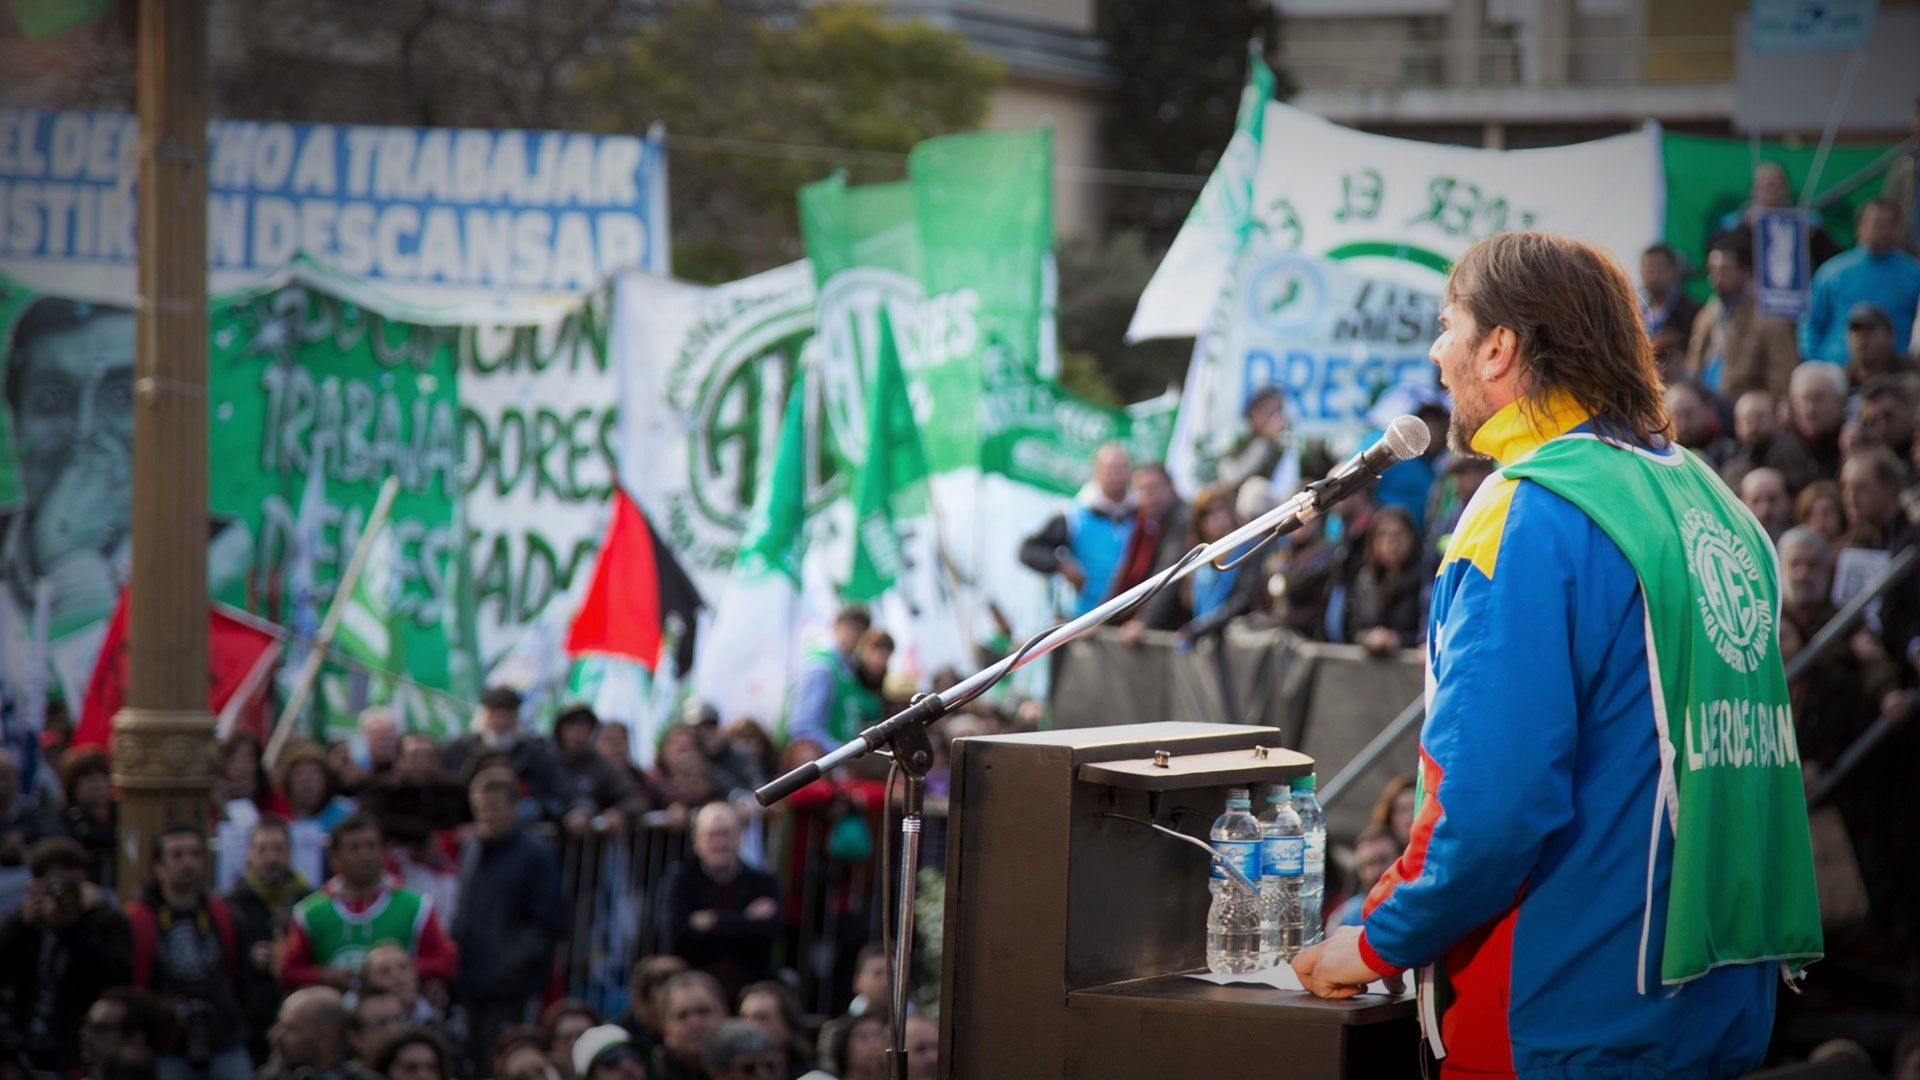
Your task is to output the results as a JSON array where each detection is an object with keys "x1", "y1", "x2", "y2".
[{"x1": 879, "y1": 757, "x2": 903, "y2": 1071}]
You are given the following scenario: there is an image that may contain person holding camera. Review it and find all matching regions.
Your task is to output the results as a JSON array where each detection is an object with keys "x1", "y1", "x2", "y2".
[
  {"x1": 125, "y1": 824, "x2": 251, "y2": 1080},
  {"x1": 0, "y1": 836, "x2": 132, "y2": 1076}
]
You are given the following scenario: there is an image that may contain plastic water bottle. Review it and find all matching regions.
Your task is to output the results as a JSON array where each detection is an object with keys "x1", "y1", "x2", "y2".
[
  {"x1": 1293, "y1": 773, "x2": 1327, "y2": 946},
  {"x1": 1259, "y1": 783, "x2": 1305, "y2": 966},
  {"x1": 1207, "y1": 787, "x2": 1264, "y2": 974}
]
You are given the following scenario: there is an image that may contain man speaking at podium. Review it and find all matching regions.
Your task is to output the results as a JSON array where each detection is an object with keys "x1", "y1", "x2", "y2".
[{"x1": 1293, "y1": 232, "x2": 1822, "y2": 1078}]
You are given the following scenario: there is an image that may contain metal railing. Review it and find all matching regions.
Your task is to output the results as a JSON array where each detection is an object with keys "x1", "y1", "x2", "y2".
[
  {"x1": 1799, "y1": 548, "x2": 1918, "y2": 809},
  {"x1": 552, "y1": 800, "x2": 949, "y2": 1018},
  {"x1": 555, "y1": 817, "x2": 691, "y2": 1017}
]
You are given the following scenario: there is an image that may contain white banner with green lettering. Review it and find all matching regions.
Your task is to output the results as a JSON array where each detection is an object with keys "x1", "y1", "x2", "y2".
[{"x1": 1133, "y1": 75, "x2": 1662, "y2": 474}]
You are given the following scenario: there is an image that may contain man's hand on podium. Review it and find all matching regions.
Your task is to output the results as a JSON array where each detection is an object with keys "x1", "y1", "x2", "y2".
[{"x1": 1293, "y1": 925, "x2": 1401, "y2": 999}]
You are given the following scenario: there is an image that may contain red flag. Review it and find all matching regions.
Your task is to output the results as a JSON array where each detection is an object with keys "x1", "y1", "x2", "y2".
[
  {"x1": 75, "y1": 590, "x2": 284, "y2": 749},
  {"x1": 564, "y1": 488, "x2": 704, "y2": 673}
]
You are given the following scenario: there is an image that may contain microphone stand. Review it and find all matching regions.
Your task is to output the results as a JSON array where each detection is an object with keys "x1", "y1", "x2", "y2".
[{"x1": 755, "y1": 481, "x2": 1335, "y2": 1080}]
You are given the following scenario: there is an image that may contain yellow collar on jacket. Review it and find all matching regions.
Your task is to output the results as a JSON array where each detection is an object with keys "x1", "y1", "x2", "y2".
[{"x1": 1469, "y1": 393, "x2": 1595, "y2": 467}]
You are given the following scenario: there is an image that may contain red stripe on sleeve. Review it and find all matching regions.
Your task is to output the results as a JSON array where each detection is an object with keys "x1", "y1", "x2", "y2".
[{"x1": 1363, "y1": 749, "x2": 1447, "y2": 920}]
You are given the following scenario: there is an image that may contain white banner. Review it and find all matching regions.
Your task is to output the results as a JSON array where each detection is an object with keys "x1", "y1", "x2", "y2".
[
  {"x1": 1132, "y1": 102, "x2": 1664, "y2": 341},
  {"x1": 1165, "y1": 243, "x2": 1445, "y2": 484},
  {"x1": 0, "y1": 110, "x2": 670, "y2": 303},
  {"x1": 614, "y1": 262, "x2": 819, "y2": 601},
  {"x1": 612, "y1": 265, "x2": 1064, "y2": 721}
]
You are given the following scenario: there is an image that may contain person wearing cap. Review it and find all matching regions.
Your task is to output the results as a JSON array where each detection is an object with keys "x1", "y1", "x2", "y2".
[
  {"x1": 684, "y1": 702, "x2": 763, "y2": 796},
  {"x1": 1844, "y1": 302, "x2": 1906, "y2": 386},
  {"x1": 1800, "y1": 197, "x2": 1920, "y2": 365},
  {"x1": 1212, "y1": 386, "x2": 1334, "y2": 498},
  {"x1": 440, "y1": 685, "x2": 585, "y2": 828},
  {"x1": 573, "y1": 1023, "x2": 648, "y2": 1080}
]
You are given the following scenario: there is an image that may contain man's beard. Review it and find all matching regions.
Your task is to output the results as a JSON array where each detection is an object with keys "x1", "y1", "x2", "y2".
[
  {"x1": 1447, "y1": 415, "x2": 1478, "y2": 456},
  {"x1": 1447, "y1": 391, "x2": 1488, "y2": 455}
]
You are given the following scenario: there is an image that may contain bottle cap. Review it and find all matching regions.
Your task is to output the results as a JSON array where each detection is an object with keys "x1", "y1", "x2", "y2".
[
  {"x1": 1294, "y1": 773, "x2": 1317, "y2": 792},
  {"x1": 1266, "y1": 783, "x2": 1291, "y2": 802},
  {"x1": 1226, "y1": 787, "x2": 1251, "y2": 807}
]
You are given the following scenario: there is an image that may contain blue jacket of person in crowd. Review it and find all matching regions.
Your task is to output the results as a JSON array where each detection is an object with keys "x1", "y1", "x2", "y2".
[
  {"x1": 1019, "y1": 485, "x2": 1136, "y2": 617},
  {"x1": 1372, "y1": 455, "x2": 1436, "y2": 535},
  {"x1": 452, "y1": 825, "x2": 567, "y2": 1004},
  {"x1": 1068, "y1": 502, "x2": 1133, "y2": 615},
  {"x1": 1798, "y1": 245, "x2": 1920, "y2": 363}
]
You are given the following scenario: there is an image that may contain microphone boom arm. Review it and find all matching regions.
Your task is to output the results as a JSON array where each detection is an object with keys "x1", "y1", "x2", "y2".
[{"x1": 755, "y1": 413, "x2": 1429, "y2": 806}]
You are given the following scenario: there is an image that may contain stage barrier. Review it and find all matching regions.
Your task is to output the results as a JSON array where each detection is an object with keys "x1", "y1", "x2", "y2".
[
  {"x1": 1049, "y1": 625, "x2": 1424, "y2": 843},
  {"x1": 553, "y1": 801, "x2": 947, "y2": 1016}
]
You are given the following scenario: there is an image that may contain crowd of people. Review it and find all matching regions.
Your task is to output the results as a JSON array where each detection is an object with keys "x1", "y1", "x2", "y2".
[
  {"x1": 0, "y1": 674, "x2": 956, "y2": 1080},
  {"x1": 4, "y1": 160, "x2": 1919, "y2": 1079}
]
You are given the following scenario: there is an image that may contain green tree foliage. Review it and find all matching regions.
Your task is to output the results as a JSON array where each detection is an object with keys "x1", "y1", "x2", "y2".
[
  {"x1": 577, "y1": 2, "x2": 1002, "y2": 282},
  {"x1": 1057, "y1": 229, "x2": 1190, "y2": 405},
  {"x1": 1095, "y1": 0, "x2": 1290, "y2": 243}
]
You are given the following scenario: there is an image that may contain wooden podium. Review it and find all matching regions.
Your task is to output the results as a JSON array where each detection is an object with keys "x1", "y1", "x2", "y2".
[{"x1": 937, "y1": 722, "x2": 1418, "y2": 1079}]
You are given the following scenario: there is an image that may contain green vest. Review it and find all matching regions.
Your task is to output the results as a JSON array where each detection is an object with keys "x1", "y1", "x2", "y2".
[
  {"x1": 786, "y1": 648, "x2": 884, "y2": 745},
  {"x1": 293, "y1": 887, "x2": 428, "y2": 974},
  {"x1": 1506, "y1": 434, "x2": 1823, "y2": 985}
]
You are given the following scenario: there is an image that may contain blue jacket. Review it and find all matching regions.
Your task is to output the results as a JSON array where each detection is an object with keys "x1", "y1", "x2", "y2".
[
  {"x1": 1018, "y1": 487, "x2": 1136, "y2": 617},
  {"x1": 1358, "y1": 396, "x2": 1776, "y2": 1079},
  {"x1": 1797, "y1": 246, "x2": 1920, "y2": 363}
]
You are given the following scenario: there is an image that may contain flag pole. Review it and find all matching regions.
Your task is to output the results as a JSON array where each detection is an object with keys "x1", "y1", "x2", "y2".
[
  {"x1": 265, "y1": 475, "x2": 401, "y2": 768},
  {"x1": 1799, "y1": 47, "x2": 1868, "y2": 210}
]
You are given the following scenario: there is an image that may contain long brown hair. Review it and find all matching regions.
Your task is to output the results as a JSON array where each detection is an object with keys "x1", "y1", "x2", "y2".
[{"x1": 1446, "y1": 232, "x2": 1670, "y2": 447}]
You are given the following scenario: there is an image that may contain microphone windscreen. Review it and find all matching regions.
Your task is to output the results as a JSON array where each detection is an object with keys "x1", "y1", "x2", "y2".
[{"x1": 1384, "y1": 414, "x2": 1432, "y2": 462}]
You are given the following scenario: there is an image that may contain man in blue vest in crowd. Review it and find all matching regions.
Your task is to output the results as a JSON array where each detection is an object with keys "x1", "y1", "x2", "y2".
[{"x1": 1019, "y1": 443, "x2": 1137, "y2": 617}]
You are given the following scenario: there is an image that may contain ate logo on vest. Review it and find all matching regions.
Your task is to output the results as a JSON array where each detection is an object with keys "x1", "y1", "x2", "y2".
[{"x1": 1680, "y1": 508, "x2": 1772, "y2": 673}]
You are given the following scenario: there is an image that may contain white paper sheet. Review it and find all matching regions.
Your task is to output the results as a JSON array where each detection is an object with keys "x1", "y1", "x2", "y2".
[{"x1": 1187, "y1": 963, "x2": 1397, "y2": 996}]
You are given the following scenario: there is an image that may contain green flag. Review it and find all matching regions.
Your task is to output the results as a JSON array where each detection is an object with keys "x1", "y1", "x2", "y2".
[
  {"x1": 845, "y1": 308, "x2": 929, "y2": 601},
  {"x1": 909, "y1": 128, "x2": 1055, "y2": 479},
  {"x1": 332, "y1": 517, "x2": 402, "y2": 672},
  {"x1": 1126, "y1": 48, "x2": 1275, "y2": 342},
  {"x1": 8, "y1": 0, "x2": 111, "y2": 40},
  {"x1": 739, "y1": 370, "x2": 811, "y2": 583},
  {"x1": 800, "y1": 129, "x2": 1056, "y2": 479},
  {"x1": 322, "y1": 514, "x2": 407, "y2": 736}
]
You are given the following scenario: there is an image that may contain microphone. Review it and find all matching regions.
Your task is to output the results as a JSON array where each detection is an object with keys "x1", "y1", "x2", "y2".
[{"x1": 1305, "y1": 414, "x2": 1432, "y2": 509}]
